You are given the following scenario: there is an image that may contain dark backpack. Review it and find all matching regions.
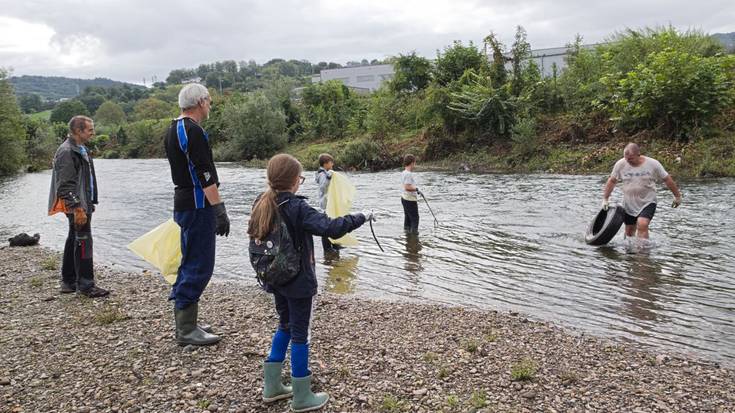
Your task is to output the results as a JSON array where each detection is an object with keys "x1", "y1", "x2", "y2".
[{"x1": 248, "y1": 200, "x2": 302, "y2": 287}]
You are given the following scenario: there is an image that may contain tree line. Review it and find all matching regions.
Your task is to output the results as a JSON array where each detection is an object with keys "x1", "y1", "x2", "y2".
[{"x1": 1, "y1": 26, "x2": 733, "y2": 176}]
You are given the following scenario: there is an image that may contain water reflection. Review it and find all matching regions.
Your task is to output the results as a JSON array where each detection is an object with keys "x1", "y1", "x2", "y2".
[
  {"x1": 403, "y1": 233, "x2": 423, "y2": 275},
  {"x1": 600, "y1": 246, "x2": 683, "y2": 325},
  {"x1": 324, "y1": 254, "x2": 359, "y2": 294}
]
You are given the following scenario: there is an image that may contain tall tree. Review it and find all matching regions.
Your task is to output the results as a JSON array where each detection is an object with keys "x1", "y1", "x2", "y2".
[
  {"x1": 94, "y1": 100, "x2": 127, "y2": 126},
  {"x1": 0, "y1": 69, "x2": 27, "y2": 175},
  {"x1": 49, "y1": 99, "x2": 89, "y2": 124},
  {"x1": 390, "y1": 52, "x2": 432, "y2": 93}
]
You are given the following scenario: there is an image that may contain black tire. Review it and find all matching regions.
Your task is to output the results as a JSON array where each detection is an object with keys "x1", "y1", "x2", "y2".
[{"x1": 585, "y1": 206, "x2": 624, "y2": 246}]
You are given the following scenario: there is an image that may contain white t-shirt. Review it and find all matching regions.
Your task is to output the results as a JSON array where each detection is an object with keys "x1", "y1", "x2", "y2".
[
  {"x1": 401, "y1": 170, "x2": 418, "y2": 201},
  {"x1": 611, "y1": 156, "x2": 669, "y2": 216}
]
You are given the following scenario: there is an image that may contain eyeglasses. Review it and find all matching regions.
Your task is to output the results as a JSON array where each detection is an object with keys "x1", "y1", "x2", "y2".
[{"x1": 299, "y1": 176, "x2": 306, "y2": 184}]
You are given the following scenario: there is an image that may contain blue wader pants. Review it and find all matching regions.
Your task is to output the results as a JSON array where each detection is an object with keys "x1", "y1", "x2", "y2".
[{"x1": 169, "y1": 207, "x2": 216, "y2": 310}]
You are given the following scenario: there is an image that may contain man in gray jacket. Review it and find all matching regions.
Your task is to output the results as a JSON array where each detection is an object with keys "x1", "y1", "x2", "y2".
[{"x1": 48, "y1": 115, "x2": 109, "y2": 297}]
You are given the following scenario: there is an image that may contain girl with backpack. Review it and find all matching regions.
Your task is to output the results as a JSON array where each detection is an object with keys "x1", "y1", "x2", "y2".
[{"x1": 248, "y1": 153, "x2": 373, "y2": 412}]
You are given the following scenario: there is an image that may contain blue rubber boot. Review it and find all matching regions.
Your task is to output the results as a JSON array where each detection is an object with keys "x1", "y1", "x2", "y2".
[{"x1": 263, "y1": 361, "x2": 293, "y2": 403}]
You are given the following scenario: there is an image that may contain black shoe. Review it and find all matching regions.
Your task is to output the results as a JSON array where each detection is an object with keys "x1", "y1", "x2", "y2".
[
  {"x1": 60, "y1": 282, "x2": 76, "y2": 293},
  {"x1": 78, "y1": 286, "x2": 110, "y2": 298}
]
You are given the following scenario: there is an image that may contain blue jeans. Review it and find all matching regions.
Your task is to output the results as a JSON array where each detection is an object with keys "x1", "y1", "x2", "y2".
[{"x1": 169, "y1": 208, "x2": 216, "y2": 309}]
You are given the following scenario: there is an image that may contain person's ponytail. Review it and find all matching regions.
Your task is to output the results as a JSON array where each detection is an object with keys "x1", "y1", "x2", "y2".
[
  {"x1": 247, "y1": 153, "x2": 303, "y2": 240},
  {"x1": 248, "y1": 187, "x2": 278, "y2": 240}
]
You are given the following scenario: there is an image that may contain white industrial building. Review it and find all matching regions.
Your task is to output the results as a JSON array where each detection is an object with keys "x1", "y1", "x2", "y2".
[
  {"x1": 310, "y1": 64, "x2": 394, "y2": 92},
  {"x1": 504, "y1": 44, "x2": 600, "y2": 77}
]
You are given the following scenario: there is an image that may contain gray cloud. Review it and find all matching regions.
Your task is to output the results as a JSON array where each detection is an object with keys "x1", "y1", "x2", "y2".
[{"x1": 2, "y1": 0, "x2": 734, "y2": 83}]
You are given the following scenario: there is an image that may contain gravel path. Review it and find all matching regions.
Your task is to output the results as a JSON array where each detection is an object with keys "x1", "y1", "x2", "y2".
[{"x1": 1, "y1": 246, "x2": 733, "y2": 412}]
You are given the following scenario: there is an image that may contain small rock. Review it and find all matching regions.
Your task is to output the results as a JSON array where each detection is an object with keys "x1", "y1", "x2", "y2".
[
  {"x1": 413, "y1": 388, "x2": 428, "y2": 397},
  {"x1": 183, "y1": 345, "x2": 196, "y2": 352},
  {"x1": 0, "y1": 377, "x2": 10, "y2": 385},
  {"x1": 522, "y1": 390, "x2": 537, "y2": 399}
]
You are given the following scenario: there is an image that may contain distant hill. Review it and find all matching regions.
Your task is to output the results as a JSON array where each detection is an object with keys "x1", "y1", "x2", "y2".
[
  {"x1": 712, "y1": 32, "x2": 735, "y2": 51},
  {"x1": 9, "y1": 75, "x2": 145, "y2": 101}
]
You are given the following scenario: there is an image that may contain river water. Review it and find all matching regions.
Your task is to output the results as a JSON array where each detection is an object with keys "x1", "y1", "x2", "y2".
[{"x1": 1, "y1": 159, "x2": 733, "y2": 364}]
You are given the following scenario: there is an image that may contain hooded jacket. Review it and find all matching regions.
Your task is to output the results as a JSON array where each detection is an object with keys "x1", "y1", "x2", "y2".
[{"x1": 48, "y1": 137, "x2": 98, "y2": 215}]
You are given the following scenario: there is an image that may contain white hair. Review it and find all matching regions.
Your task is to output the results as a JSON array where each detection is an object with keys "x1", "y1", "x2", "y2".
[{"x1": 178, "y1": 83, "x2": 210, "y2": 110}]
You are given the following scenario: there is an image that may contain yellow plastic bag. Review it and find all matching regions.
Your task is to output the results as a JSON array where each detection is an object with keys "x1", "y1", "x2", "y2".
[
  {"x1": 326, "y1": 171, "x2": 358, "y2": 246},
  {"x1": 127, "y1": 219, "x2": 181, "y2": 284}
]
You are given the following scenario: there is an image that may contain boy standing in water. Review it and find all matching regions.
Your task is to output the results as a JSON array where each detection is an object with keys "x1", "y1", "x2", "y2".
[
  {"x1": 401, "y1": 154, "x2": 420, "y2": 233},
  {"x1": 315, "y1": 153, "x2": 337, "y2": 254}
]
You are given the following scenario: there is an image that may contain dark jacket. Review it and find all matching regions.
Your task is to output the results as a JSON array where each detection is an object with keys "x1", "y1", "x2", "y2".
[
  {"x1": 48, "y1": 138, "x2": 98, "y2": 215},
  {"x1": 264, "y1": 192, "x2": 366, "y2": 298},
  {"x1": 164, "y1": 117, "x2": 219, "y2": 211}
]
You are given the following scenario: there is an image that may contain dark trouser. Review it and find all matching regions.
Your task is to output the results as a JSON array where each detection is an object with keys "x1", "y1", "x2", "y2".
[
  {"x1": 401, "y1": 198, "x2": 419, "y2": 233},
  {"x1": 61, "y1": 213, "x2": 95, "y2": 291},
  {"x1": 273, "y1": 291, "x2": 314, "y2": 345},
  {"x1": 169, "y1": 207, "x2": 216, "y2": 310}
]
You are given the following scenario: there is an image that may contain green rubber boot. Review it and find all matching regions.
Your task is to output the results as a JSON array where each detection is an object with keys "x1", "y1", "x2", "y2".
[
  {"x1": 174, "y1": 303, "x2": 221, "y2": 346},
  {"x1": 290, "y1": 374, "x2": 329, "y2": 412},
  {"x1": 263, "y1": 361, "x2": 293, "y2": 403}
]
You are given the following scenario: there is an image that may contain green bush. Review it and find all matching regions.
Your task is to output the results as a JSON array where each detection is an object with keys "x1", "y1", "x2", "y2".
[
  {"x1": 49, "y1": 99, "x2": 89, "y2": 124},
  {"x1": 510, "y1": 117, "x2": 539, "y2": 157},
  {"x1": 341, "y1": 138, "x2": 387, "y2": 170},
  {"x1": 447, "y1": 70, "x2": 516, "y2": 140},
  {"x1": 434, "y1": 40, "x2": 488, "y2": 86},
  {"x1": 299, "y1": 81, "x2": 357, "y2": 139},
  {"x1": 216, "y1": 92, "x2": 287, "y2": 160},
  {"x1": 94, "y1": 100, "x2": 126, "y2": 126},
  {"x1": 124, "y1": 119, "x2": 169, "y2": 158},
  {"x1": 0, "y1": 70, "x2": 28, "y2": 175},
  {"x1": 607, "y1": 50, "x2": 735, "y2": 136},
  {"x1": 390, "y1": 52, "x2": 432, "y2": 93},
  {"x1": 23, "y1": 117, "x2": 57, "y2": 172}
]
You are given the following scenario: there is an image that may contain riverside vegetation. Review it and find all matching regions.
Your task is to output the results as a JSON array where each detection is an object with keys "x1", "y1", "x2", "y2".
[{"x1": 1, "y1": 26, "x2": 734, "y2": 177}]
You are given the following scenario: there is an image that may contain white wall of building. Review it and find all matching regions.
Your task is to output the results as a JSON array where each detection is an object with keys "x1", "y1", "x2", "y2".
[{"x1": 312, "y1": 64, "x2": 394, "y2": 91}]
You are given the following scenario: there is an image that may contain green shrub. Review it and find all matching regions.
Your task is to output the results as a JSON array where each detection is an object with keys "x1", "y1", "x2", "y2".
[
  {"x1": 341, "y1": 138, "x2": 385, "y2": 170},
  {"x1": 299, "y1": 81, "x2": 358, "y2": 139},
  {"x1": 124, "y1": 119, "x2": 169, "y2": 158},
  {"x1": 447, "y1": 70, "x2": 516, "y2": 140},
  {"x1": 510, "y1": 358, "x2": 537, "y2": 381},
  {"x1": 1, "y1": 70, "x2": 28, "y2": 175},
  {"x1": 511, "y1": 117, "x2": 539, "y2": 157},
  {"x1": 216, "y1": 92, "x2": 287, "y2": 160},
  {"x1": 607, "y1": 50, "x2": 735, "y2": 136}
]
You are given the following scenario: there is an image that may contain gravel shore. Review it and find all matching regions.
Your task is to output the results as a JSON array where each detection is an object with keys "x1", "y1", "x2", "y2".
[{"x1": 1, "y1": 246, "x2": 733, "y2": 413}]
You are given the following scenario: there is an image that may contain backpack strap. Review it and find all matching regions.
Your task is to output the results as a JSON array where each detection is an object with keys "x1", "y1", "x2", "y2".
[{"x1": 277, "y1": 198, "x2": 302, "y2": 252}]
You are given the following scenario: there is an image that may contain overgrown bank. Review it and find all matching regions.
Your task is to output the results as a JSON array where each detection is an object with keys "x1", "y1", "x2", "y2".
[{"x1": 284, "y1": 117, "x2": 735, "y2": 177}]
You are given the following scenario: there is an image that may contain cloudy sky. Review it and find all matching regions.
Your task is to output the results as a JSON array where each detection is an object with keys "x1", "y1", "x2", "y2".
[{"x1": 1, "y1": 0, "x2": 733, "y2": 84}]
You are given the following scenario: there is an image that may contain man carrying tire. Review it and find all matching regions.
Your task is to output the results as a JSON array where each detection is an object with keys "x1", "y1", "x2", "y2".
[{"x1": 601, "y1": 143, "x2": 682, "y2": 239}]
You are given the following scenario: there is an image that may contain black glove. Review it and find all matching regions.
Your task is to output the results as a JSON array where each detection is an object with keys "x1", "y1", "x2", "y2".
[
  {"x1": 416, "y1": 188, "x2": 422, "y2": 196},
  {"x1": 212, "y1": 202, "x2": 230, "y2": 236}
]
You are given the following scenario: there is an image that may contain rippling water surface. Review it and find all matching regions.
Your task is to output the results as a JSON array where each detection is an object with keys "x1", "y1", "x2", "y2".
[{"x1": 1, "y1": 159, "x2": 733, "y2": 363}]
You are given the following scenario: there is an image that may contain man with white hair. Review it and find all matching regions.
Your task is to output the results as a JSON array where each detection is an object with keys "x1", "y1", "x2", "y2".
[
  {"x1": 164, "y1": 83, "x2": 230, "y2": 346},
  {"x1": 602, "y1": 143, "x2": 682, "y2": 240}
]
